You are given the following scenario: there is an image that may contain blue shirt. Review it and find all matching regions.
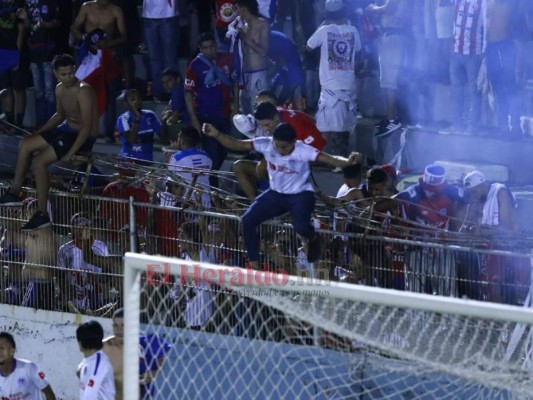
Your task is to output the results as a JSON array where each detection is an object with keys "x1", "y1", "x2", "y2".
[
  {"x1": 116, "y1": 109, "x2": 161, "y2": 161},
  {"x1": 170, "y1": 82, "x2": 190, "y2": 126},
  {"x1": 269, "y1": 31, "x2": 305, "y2": 87},
  {"x1": 139, "y1": 334, "x2": 172, "y2": 398}
]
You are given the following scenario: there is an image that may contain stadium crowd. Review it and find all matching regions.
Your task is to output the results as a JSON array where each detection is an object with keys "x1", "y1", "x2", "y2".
[{"x1": 0, "y1": 0, "x2": 531, "y2": 365}]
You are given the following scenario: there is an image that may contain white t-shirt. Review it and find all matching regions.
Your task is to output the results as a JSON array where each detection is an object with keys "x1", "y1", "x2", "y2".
[
  {"x1": 0, "y1": 358, "x2": 50, "y2": 400},
  {"x1": 307, "y1": 23, "x2": 362, "y2": 91},
  {"x1": 168, "y1": 148, "x2": 213, "y2": 209},
  {"x1": 336, "y1": 183, "x2": 350, "y2": 198},
  {"x1": 142, "y1": 0, "x2": 179, "y2": 18},
  {"x1": 78, "y1": 351, "x2": 115, "y2": 400},
  {"x1": 171, "y1": 249, "x2": 214, "y2": 328},
  {"x1": 252, "y1": 138, "x2": 320, "y2": 194}
]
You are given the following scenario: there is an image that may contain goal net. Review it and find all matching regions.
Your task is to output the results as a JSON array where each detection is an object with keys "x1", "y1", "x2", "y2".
[{"x1": 124, "y1": 252, "x2": 533, "y2": 400}]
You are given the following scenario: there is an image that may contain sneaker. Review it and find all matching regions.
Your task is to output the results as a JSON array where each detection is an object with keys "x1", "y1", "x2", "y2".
[
  {"x1": 21, "y1": 211, "x2": 51, "y2": 231},
  {"x1": 439, "y1": 124, "x2": 464, "y2": 135},
  {"x1": 332, "y1": 167, "x2": 343, "y2": 173},
  {"x1": 376, "y1": 119, "x2": 402, "y2": 137},
  {"x1": 307, "y1": 235, "x2": 321, "y2": 263},
  {"x1": 0, "y1": 191, "x2": 23, "y2": 207}
]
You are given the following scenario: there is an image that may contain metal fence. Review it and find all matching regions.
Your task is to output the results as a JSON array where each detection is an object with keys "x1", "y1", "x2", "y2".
[{"x1": 0, "y1": 186, "x2": 531, "y2": 326}]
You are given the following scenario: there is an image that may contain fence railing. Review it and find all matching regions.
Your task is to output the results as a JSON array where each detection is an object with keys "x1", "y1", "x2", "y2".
[{"x1": 0, "y1": 187, "x2": 531, "y2": 321}]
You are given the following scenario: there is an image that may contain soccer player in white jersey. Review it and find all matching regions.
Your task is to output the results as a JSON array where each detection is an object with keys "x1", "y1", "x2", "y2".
[
  {"x1": 58, "y1": 213, "x2": 110, "y2": 312},
  {"x1": 0, "y1": 332, "x2": 56, "y2": 400},
  {"x1": 77, "y1": 321, "x2": 115, "y2": 400},
  {"x1": 168, "y1": 126, "x2": 213, "y2": 209},
  {"x1": 202, "y1": 122, "x2": 361, "y2": 267}
]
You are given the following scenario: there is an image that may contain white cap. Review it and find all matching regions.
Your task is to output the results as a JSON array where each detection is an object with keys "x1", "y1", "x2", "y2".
[
  {"x1": 325, "y1": 0, "x2": 344, "y2": 12},
  {"x1": 233, "y1": 114, "x2": 257, "y2": 138},
  {"x1": 463, "y1": 170, "x2": 486, "y2": 189}
]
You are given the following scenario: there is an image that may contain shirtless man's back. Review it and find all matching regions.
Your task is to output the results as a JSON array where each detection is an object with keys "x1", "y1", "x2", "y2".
[
  {"x1": 103, "y1": 335, "x2": 123, "y2": 400},
  {"x1": 21, "y1": 223, "x2": 57, "y2": 310}
]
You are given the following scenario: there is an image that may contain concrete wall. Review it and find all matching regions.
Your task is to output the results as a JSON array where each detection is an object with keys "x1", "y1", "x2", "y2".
[{"x1": 0, "y1": 305, "x2": 111, "y2": 400}]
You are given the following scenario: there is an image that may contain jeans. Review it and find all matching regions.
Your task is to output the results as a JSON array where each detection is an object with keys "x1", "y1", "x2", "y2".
[
  {"x1": 449, "y1": 53, "x2": 482, "y2": 128},
  {"x1": 31, "y1": 62, "x2": 56, "y2": 125},
  {"x1": 143, "y1": 16, "x2": 180, "y2": 98},
  {"x1": 242, "y1": 190, "x2": 316, "y2": 262},
  {"x1": 485, "y1": 40, "x2": 520, "y2": 132}
]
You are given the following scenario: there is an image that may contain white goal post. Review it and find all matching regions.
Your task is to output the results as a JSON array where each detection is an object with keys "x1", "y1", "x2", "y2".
[{"x1": 124, "y1": 252, "x2": 533, "y2": 400}]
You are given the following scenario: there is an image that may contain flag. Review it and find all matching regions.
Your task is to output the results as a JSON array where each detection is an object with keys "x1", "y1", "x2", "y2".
[{"x1": 75, "y1": 44, "x2": 122, "y2": 115}]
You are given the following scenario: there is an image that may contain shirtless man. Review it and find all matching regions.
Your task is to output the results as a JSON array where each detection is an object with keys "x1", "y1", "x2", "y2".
[
  {"x1": 235, "y1": 0, "x2": 270, "y2": 113},
  {"x1": 103, "y1": 309, "x2": 171, "y2": 400},
  {"x1": 16, "y1": 198, "x2": 57, "y2": 310},
  {"x1": 71, "y1": 0, "x2": 126, "y2": 50},
  {"x1": 103, "y1": 310, "x2": 125, "y2": 400},
  {"x1": 0, "y1": 54, "x2": 98, "y2": 231}
]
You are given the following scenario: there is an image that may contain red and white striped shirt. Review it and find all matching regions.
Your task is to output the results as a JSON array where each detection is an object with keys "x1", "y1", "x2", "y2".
[
  {"x1": 58, "y1": 240, "x2": 109, "y2": 309},
  {"x1": 453, "y1": 0, "x2": 484, "y2": 55}
]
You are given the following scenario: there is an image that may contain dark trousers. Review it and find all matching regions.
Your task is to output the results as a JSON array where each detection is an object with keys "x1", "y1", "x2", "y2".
[
  {"x1": 486, "y1": 40, "x2": 520, "y2": 132},
  {"x1": 242, "y1": 189, "x2": 316, "y2": 262},
  {"x1": 199, "y1": 116, "x2": 229, "y2": 187}
]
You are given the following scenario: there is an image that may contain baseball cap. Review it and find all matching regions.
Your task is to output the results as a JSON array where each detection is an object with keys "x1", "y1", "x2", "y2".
[
  {"x1": 325, "y1": 0, "x2": 344, "y2": 12},
  {"x1": 72, "y1": 216, "x2": 92, "y2": 227},
  {"x1": 233, "y1": 114, "x2": 257, "y2": 138},
  {"x1": 421, "y1": 164, "x2": 446, "y2": 187},
  {"x1": 463, "y1": 170, "x2": 486, "y2": 189},
  {"x1": 70, "y1": 211, "x2": 92, "y2": 227}
]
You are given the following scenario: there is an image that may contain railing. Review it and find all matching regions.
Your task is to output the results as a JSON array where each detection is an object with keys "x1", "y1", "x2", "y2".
[{"x1": 1, "y1": 186, "x2": 531, "y2": 323}]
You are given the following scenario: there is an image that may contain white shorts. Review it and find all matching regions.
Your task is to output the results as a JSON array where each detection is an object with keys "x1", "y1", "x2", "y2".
[
  {"x1": 241, "y1": 70, "x2": 269, "y2": 113},
  {"x1": 315, "y1": 89, "x2": 357, "y2": 133}
]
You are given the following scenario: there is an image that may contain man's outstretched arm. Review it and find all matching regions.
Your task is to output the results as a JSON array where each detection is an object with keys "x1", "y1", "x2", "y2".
[
  {"x1": 317, "y1": 152, "x2": 362, "y2": 168},
  {"x1": 202, "y1": 123, "x2": 254, "y2": 153}
]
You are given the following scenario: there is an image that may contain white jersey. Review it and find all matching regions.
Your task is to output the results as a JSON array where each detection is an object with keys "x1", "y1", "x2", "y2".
[
  {"x1": 307, "y1": 23, "x2": 361, "y2": 91},
  {"x1": 0, "y1": 358, "x2": 50, "y2": 400},
  {"x1": 252, "y1": 137, "x2": 320, "y2": 194},
  {"x1": 58, "y1": 240, "x2": 109, "y2": 308},
  {"x1": 171, "y1": 248, "x2": 214, "y2": 328},
  {"x1": 78, "y1": 350, "x2": 115, "y2": 400},
  {"x1": 168, "y1": 148, "x2": 213, "y2": 208}
]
